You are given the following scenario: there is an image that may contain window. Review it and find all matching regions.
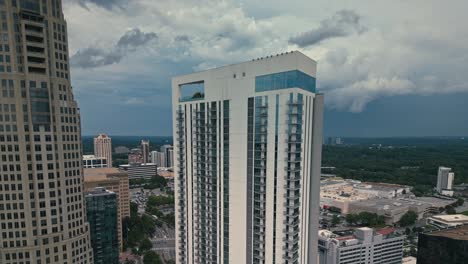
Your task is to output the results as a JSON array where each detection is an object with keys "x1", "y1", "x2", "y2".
[{"x1": 255, "y1": 70, "x2": 316, "y2": 93}]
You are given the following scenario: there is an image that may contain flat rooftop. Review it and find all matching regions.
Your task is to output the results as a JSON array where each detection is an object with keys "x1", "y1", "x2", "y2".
[
  {"x1": 431, "y1": 214, "x2": 468, "y2": 223},
  {"x1": 84, "y1": 168, "x2": 125, "y2": 182},
  {"x1": 426, "y1": 225, "x2": 468, "y2": 240}
]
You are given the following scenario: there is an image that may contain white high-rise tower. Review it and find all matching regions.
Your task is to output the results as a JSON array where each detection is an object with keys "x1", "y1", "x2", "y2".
[
  {"x1": 437, "y1": 166, "x2": 455, "y2": 196},
  {"x1": 172, "y1": 51, "x2": 324, "y2": 264}
]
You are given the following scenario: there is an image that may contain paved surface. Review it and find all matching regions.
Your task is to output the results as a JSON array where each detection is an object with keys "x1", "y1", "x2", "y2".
[{"x1": 152, "y1": 223, "x2": 176, "y2": 263}]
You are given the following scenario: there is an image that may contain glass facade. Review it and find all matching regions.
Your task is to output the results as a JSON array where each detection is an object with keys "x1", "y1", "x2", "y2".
[
  {"x1": 175, "y1": 106, "x2": 187, "y2": 263},
  {"x1": 283, "y1": 93, "x2": 304, "y2": 264},
  {"x1": 223, "y1": 100, "x2": 230, "y2": 264},
  {"x1": 253, "y1": 96, "x2": 268, "y2": 264},
  {"x1": 255, "y1": 70, "x2": 316, "y2": 93},
  {"x1": 86, "y1": 190, "x2": 119, "y2": 264},
  {"x1": 179, "y1": 81, "x2": 205, "y2": 102}
]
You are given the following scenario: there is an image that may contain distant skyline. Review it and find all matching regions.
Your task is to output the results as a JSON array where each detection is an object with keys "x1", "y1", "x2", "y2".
[{"x1": 64, "y1": 0, "x2": 468, "y2": 137}]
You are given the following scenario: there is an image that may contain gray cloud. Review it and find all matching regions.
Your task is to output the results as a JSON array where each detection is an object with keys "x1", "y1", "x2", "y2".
[
  {"x1": 175, "y1": 35, "x2": 190, "y2": 43},
  {"x1": 71, "y1": 47, "x2": 123, "y2": 68},
  {"x1": 117, "y1": 28, "x2": 158, "y2": 49},
  {"x1": 289, "y1": 10, "x2": 366, "y2": 47},
  {"x1": 71, "y1": 28, "x2": 157, "y2": 68},
  {"x1": 77, "y1": 0, "x2": 124, "y2": 10}
]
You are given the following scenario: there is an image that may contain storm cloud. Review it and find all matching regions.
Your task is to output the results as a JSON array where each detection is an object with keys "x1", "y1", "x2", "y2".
[
  {"x1": 71, "y1": 28, "x2": 157, "y2": 68},
  {"x1": 289, "y1": 10, "x2": 366, "y2": 47},
  {"x1": 76, "y1": 0, "x2": 124, "y2": 10}
]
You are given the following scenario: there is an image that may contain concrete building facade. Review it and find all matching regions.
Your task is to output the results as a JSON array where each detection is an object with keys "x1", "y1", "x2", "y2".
[
  {"x1": 173, "y1": 51, "x2": 324, "y2": 264},
  {"x1": 84, "y1": 168, "x2": 130, "y2": 252},
  {"x1": 436, "y1": 166, "x2": 455, "y2": 196},
  {"x1": 160, "y1": 144, "x2": 173, "y2": 167},
  {"x1": 318, "y1": 228, "x2": 404, "y2": 264},
  {"x1": 427, "y1": 214, "x2": 468, "y2": 229},
  {"x1": 141, "y1": 140, "x2": 149, "y2": 164},
  {"x1": 0, "y1": 1, "x2": 93, "y2": 262},
  {"x1": 94, "y1": 133, "x2": 112, "y2": 168},
  {"x1": 83, "y1": 154, "x2": 108, "y2": 168},
  {"x1": 151, "y1": 150, "x2": 166, "y2": 167},
  {"x1": 119, "y1": 163, "x2": 157, "y2": 180}
]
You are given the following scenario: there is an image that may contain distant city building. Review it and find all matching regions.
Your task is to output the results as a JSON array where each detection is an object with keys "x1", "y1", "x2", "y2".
[
  {"x1": 86, "y1": 188, "x2": 119, "y2": 264},
  {"x1": 141, "y1": 140, "x2": 150, "y2": 164},
  {"x1": 84, "y1": 168, "x2": 130, "y2": 252},
  {"x1": 327, "y1": 137, "x2": 343, "y2": 146},
  {"x1": 436, "y1": 166, "x2": 455, "y2": 196},
  {"x1": 128, "y1": 148, "x2": 143, "y2": 164},
  {"x1": 158, "y1": 167, "x2": 174, "y2": 179},
  {"x1": 417, "y1": 225, "x2": 468, "y2": 264},
  {"x1": 83, "y1": 155, "x2": 108, "y2": 168},
  {"x1": 160, "y1": 144, "x2": 173, "y2": 167},
  {"x1": 94, "y1": 133, "x2": 113, "y2": 168},
  {"x1": 320, "y1": 179, "x2": 411, "y2": 214},
  {"x1": 115, "y1": 146, "x2": 130, "y2": 154},
  {"x1": 348, "y1": 196, "x2": 455, "y2": 225},
  {"x1": 151, "y1": 151, "x2": 166, "y2": 167},
  {"x1": 119, "y1": 163, "x2": 158, "y2": 180},
  {"x1": 427, "y1": 214, "x2": 468, "y2": 229},
  {"x1": 167, "y1": 149, "x2": 174, "y2": 167},
  {"x1": 318, "y1": 227, "x2": 404, "y2": 264},
  {"x1": 173, "y1": 52, "x2": 323, "y2": 263}
]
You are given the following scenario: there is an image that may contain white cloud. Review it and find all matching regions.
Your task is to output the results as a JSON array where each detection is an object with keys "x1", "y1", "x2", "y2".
[{"x1": 64, "y1": 0, "x2": 468, "y2": 113}]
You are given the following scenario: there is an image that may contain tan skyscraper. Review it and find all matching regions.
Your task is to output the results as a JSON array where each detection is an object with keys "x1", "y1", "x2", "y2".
[
  {"x1": 0, "y1": 0, "x2": 93, "y2": 263},
  {"x1": 84, "y1": 168, "x2": 130, "y2": 252},
  {"x1": 94, "y1": 133, "x2": 112, "y2": 168}
]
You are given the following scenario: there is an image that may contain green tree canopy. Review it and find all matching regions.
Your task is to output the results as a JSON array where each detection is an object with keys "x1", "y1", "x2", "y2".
[
  {"x1": 143, "y1": 251, "x2": 163, "y2": 264},
  {"x1": 398, "y1": 211, "x2": 418, "y2": 227}
]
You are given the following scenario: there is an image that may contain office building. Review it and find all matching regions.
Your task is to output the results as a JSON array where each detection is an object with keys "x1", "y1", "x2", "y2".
[
  {"x1": 151, "y1": 150, "x2": 166, "y2": 167},
  {"x1": 436, "y1": 166, "x2": 455, "y2": 196},
  {"x1": 141, "y1": 140, "x2": 150, "y2": 164},
  {"x1": 417, "y1": 225, "x2": 468, "y2": 264},
  {"x1": 0, "y1": 1, "x2": 93, "y2": 263},
  {"x1": 94, "y1": 133, "x2": 112, "y2": 168},
  {"x1": 161, "y1": 144, "x2": 173, "y2": 167},
  {"x1": 327, "y1": 137, "x2": 343, "y2": 146},
  {"x1": 84, "y1": 168, "x2": 130, "y2": 252},
  {"x1": 167, "y1": 149, "x2": 174, "y2": 168},
  {"x1": 173, "y1": 51, "x2": 324, "y2": 263},
  {"x1": 86, "y1": 188, "x2": 119, "y2": 264},
  {"x1": 119, "y1": 163, "x2": 157, "y2": 180},
  {"x1": 318, "y1": 228, "x2": 404, "y2": 264},
  {"x1": 427, "y1": 214, "x2": 468, "y2": 229},
  {"x1": 83, "y1": 154, "x2": 108, "y2": 168},
  {"x1": 128, "y1": 148, "x2": 143, "y2": 164}
]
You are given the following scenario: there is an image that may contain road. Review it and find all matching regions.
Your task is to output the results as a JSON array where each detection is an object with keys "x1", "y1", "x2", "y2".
[{"x1": 152, "y1": 238, "x2": 175, "y2": 250}]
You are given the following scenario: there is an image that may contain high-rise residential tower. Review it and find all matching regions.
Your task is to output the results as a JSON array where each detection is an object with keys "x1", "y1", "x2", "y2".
[
  {"x1": 0, "y1": 0, "x2": 93, "y2": 263},
  {"x1": 160, "y1": 144, "x2": 173, "y2": 167},
  {"x1": 172, "y1": 51, "x2": 324, "y2": 264},
  {"x1": 150, "y1": 150, "x2": 166, "y2": 167},
  {"x1": 141, "y1": 139, "x2": 149, "y2": 164},
  {"x1": 94, "y1": 133, "x2": 112, "y2": 168},
  {"x1": 436, "y1": 166, "x2": 455, "y2": 196}
]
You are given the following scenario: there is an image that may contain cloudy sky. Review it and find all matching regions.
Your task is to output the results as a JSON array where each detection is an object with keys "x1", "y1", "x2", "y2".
[{"x1": 63, "y1": 0, "x2": 468, "y2": 137}]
